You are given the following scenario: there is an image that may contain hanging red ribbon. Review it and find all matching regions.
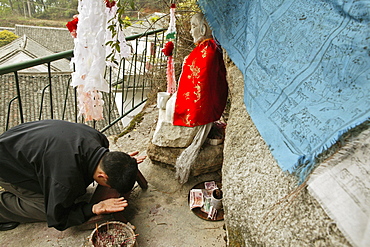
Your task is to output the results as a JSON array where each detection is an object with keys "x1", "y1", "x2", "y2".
[
  {"x1": 162, "y1": 41, "x2": 176, "y2": 94},
  {"x1": 161, "y1": 3, "x2": 177, "y2": 94}
]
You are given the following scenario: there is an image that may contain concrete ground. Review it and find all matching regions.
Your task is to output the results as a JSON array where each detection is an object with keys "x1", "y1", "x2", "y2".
[{"x1": 0, "y1": 105, "x2": 226, "y2": 247}]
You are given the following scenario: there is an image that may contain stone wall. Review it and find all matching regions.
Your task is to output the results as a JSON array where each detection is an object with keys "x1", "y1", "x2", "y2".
[
  {"x1": 222, "y1": 57, "x2": 351, "y2": 246},
  {"x1": 15, "y1": 25, "x2": 74, "y2": 52},
  {"x1": 0, "y1": 27, "x2": 15, "y2": 32}
]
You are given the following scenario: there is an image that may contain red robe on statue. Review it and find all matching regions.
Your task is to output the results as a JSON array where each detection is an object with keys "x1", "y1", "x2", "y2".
[{"x1": 173, "y1": 39, "x2": 228, "y2": 127}]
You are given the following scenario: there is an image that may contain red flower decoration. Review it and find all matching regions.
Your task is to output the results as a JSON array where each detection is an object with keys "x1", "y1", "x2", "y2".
[
  {"x1": 105, "y1": 0, "x2": 116, "y2": 8},
  {"x1": 162, "y1": 41, "x2": 174, "y2": 56},
  {"x1": 66, "y1": 16, "x2": 78, "y2": 38}
]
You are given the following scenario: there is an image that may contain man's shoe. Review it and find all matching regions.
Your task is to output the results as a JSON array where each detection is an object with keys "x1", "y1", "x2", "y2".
[{"x1": 0, "y1": 222, "x2": 20, "y2": 231}]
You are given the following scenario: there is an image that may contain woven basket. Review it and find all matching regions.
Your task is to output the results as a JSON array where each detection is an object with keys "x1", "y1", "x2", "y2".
[{"x1": 90, "y1": 221, "x2": 136, "y2": 247}]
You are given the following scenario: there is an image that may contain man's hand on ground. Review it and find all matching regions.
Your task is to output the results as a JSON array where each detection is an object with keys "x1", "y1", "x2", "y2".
[
  {"x1": 92, "y1": 197, "x2": 128, "y2": 215},
  {"x1": 128, "y1": 151, "x2": 147, "y2": 164}
]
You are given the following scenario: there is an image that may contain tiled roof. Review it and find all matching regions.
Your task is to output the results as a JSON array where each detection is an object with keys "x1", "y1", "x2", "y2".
[
  {"x1": 15, "y1": 25, "x2": 74, "y2": 53},
  {"x1": 0, "y1": 35, "x2": 72, "y2": 72}
]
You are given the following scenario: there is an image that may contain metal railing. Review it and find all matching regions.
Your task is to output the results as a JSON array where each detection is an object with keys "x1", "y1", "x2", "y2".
[{"x1": 0, "y1": 28, "x2": 167, "y2": 135}]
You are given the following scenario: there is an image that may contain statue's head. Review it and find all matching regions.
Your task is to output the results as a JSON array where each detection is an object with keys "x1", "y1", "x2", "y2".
[{"x1": 190, "y1": 13, "x2": 213, "y2": 44}]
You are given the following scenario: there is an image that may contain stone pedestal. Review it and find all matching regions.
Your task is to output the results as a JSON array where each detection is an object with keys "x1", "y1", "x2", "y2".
[
  {"x1": 152, "y1": 118, "x2": 201, "y2": 147},
  {"x1": 149, "y1": 101, "x2": 225, "y2": 177},
  {"x1": 147, "y1": 141, "x2": 224, "y2": 177}
]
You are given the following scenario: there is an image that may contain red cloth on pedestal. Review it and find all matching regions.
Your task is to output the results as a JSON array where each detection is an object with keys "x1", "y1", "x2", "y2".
[{"x1": 173, "y1": 39, "x2": 228, "y2": 127}]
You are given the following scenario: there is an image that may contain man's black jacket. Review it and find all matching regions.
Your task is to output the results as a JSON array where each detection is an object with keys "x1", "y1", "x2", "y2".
[{"x1": 0, "y1": 120, "x2": 109, "y2": 230}]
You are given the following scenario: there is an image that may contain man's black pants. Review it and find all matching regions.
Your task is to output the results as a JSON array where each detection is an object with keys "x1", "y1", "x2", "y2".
[{"x1": 0, "y1": 177, "x2": 46, "y2": 223}]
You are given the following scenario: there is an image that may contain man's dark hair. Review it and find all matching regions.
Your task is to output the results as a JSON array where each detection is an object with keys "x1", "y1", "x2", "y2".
[{"x1": 101, "y1": 151, "x2": 138, "y2": 195}]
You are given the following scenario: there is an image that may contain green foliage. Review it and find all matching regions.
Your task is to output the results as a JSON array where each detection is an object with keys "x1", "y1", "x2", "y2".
[
  {"x1": 33, "y1": 8, "x2": 77, "y2": 20},
  {"x1": 105, "y1": 0, "x2": 135, "y2": 64},
  {"x1": 0, "y1": 0, "x2": 78, "y2": 19},
  {"x1": 105, "y1": 14, "x2": 132, "y2": 63},
  {"x1": 0, "y1": 2, "x2": 12, "y2": 16},
  {"x1": 116, "y1": 111, "x2": 146, "y2": 139},
  {"x1": 0, "y1": 30, "x2": 18, "y2": 47},
  {"x1": 177, "y1": 0, "x2": 199, "y2": 11},
  {"x1": 121, "y1": 16, "x2": 133, "y2": 28},
  {"x1": 175, "y1": 0, "x2": 200, "y2": 59},
  {"x1": 149, "y1": 15, "x2": 160, "y2": 23},
  {"x1": 131, "y1": 0, "x2": 166, "y2": 12}
]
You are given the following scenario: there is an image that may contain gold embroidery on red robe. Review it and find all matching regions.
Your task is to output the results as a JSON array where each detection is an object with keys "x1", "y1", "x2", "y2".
[{"x1": 173, "y1": 39, "x2": 228, "y2": 127}]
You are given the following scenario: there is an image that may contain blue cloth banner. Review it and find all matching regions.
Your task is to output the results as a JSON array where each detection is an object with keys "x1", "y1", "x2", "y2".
[{"x1": 198, "y1": 0, "x2": 370, "y2": 182}]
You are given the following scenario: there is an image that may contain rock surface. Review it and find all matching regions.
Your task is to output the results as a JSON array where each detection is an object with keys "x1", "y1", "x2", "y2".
[
  {"x1": 151, "y1": 118, "x2": 200, "y2": 147},
  {"x1": 222, "y1": 58, "x2": 351, "y2": 246},
  {"x1": 147, "y1": 141, "x2": 224, "y2": 176}
]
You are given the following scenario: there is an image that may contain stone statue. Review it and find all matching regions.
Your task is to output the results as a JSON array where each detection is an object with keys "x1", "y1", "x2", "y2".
[
  {"x1": 173, "y1": 13, "x2": 228, "y2": 127},
  {"x1": 190, "y1": 12, "x2": 213, "y2": 44},
  {"x1": 152, "y1": 12, "x2": 228, "y2": 184}
]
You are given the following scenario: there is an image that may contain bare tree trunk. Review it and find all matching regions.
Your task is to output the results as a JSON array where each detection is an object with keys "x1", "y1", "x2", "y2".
[
  {"x1": 23, "y1": 0, "x2": 27, "y2": 17},
  {"x1": 27, "y1": 0, "x2": 32, "y2": 17},
  {"x1": 8, "y1": 0, "x2": 14, "y2": 10},
  {"x1": 40, "y1": 0, "x2": 46, "y2": 11},
  {"x1": 8, "y1": 0, "x2": 20, "y2": 15}
]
